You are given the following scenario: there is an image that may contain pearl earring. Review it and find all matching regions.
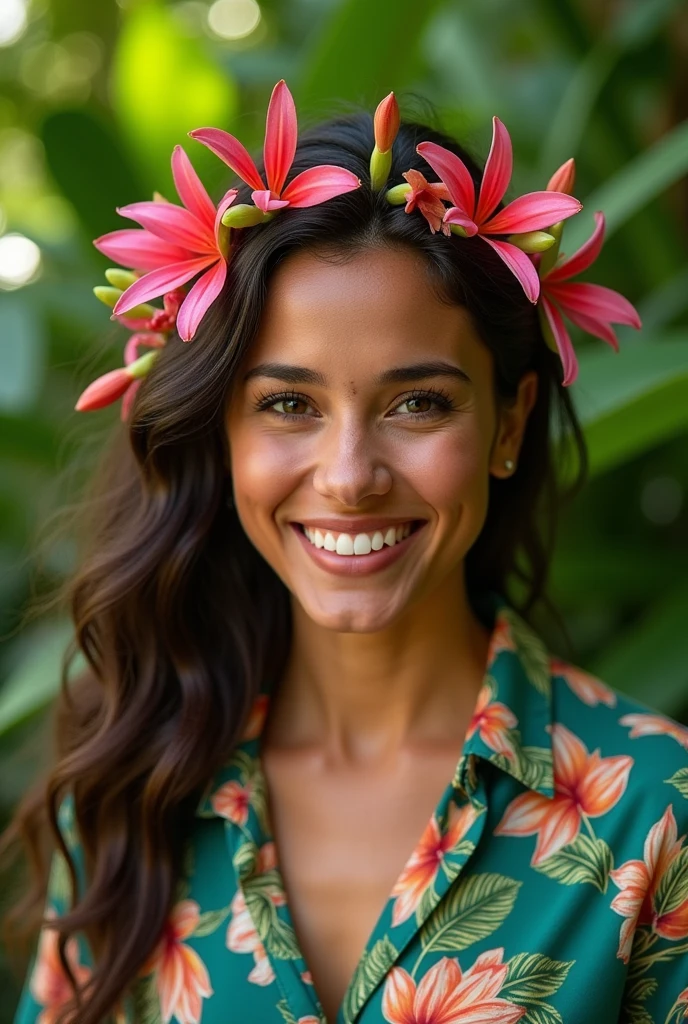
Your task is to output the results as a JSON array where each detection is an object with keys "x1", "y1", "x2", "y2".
[{"x1": 504, "y1": 459, "x2": 515, "y2": 472}]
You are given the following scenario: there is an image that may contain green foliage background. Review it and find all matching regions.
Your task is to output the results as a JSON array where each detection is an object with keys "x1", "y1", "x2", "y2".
[{"x1": 0, "y1": 0, "x2": 687, "y2": 1014}]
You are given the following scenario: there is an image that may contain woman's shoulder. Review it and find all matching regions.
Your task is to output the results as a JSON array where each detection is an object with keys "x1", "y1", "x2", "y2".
[{"x1": 549, "y1": 655, "x2": 688, "y2": 823}]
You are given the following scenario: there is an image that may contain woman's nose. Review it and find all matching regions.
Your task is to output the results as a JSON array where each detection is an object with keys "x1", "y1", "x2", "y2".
[{"x1": 310, "y1": 418, "x2": 393, "y2": 506}]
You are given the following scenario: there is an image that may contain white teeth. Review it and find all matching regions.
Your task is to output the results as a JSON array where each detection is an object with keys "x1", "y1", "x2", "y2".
[
  {"x1": 353, "y1": 533, "x2": 372, "y2": 555},
  {"x1": 301, "y1": 522, "x2": 417, "y2": 557},
  {"x1": 335, "y1": 533, "x2": 354, "y2": 555}
]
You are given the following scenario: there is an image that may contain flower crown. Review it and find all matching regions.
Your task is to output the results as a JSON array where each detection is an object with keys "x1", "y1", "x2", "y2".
[{"x1": 77, "y1": 80, "x2": 641, "y2": 418}]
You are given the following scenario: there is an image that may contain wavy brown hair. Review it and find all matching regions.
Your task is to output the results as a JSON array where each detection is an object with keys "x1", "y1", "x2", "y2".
[{"x1": 1, "y1": 109, "x2": 587, "y2": 1023}]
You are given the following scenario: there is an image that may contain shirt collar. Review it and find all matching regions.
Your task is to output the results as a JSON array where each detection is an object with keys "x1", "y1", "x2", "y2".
[{"x1": 194, "y1": 590, "x2": 555, "y2": 818}]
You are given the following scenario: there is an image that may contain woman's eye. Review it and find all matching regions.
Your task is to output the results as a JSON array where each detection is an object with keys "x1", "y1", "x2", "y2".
[
  {"x1": 396, "y1": 396, "x2": 436, "y2": 415},
  {"x1": 273, "y1": 397, "x2": 313, "y2": 416}
]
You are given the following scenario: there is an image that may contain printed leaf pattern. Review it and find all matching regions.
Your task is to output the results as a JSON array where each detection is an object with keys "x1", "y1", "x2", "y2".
[
  {"x1": 534, "y1": 833, "x2": 614, "y2": 892},
  {"x1": 419, "y1": 872, "x2": 522, "y2": 953}
]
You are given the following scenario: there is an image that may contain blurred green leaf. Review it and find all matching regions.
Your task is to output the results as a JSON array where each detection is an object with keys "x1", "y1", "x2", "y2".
[
  {"x1": 563, "y1": 118, "x2": 688, "y2": 252},
  {"x1": 590, "y1": 578, "x2": 688, "y2": 718},
  {"x1": 41, "y1": 108, "x2": 146, "y2": 242},
  {"x1": 0, "y1": 291, "x2": 45, "y2": 413},
  {"x1": 572, "y1": 334, "x2": 688, "y2": 476},
  {"x1": 298, "y1": 0, "x2": 444, "y2": 108},
  {"x1": 111, "y1": 2, "x2": 238, "y2": 195},
  {"x1": 0, "y1": 619, "x2": 84, "y2": 735}
]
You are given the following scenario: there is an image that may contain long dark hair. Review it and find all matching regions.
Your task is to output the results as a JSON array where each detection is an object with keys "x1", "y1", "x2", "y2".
[{"x1": 1, "y1": 109, "x2": 587, "y2": 1023}]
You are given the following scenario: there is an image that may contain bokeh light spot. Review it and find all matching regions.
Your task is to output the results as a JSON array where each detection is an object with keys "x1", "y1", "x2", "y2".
[
  {"x1": 207, "y1": 0, "x2": 261, "y2": 40},
  {"x1": 0, "y1": 0, "x2": 27, "y2": 47},
  {"x1": 0, "y1": 233, "x2": 42, "y2": 289}
]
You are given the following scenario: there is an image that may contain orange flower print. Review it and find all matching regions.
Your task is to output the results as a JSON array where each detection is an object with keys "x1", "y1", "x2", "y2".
[
  {"x1": 242, "y1": 694, "x2": 270, "y2": 741},
  {"x1": 138, "y1": 899, "x2": 213, "y2": 1024},
  {"x1": 678, "y1": 987, "x2": 688, "y2": 1018},
  {"x1": 494, "y1": 723, "x2": 633, "y2": 865},
  {"x1": 551, "y1": 658, "x2": 617, "y2": 707},
  {"x1": 488, "y1": 615, "x2": 517, "y2": 662},
  {"x1": 619, "y1": 712, "x2": 688, "y2": 752},
  {"x1": 389, "y1": 803, "x2": 478, "y2": 926},
  {"x1": 211, "y1": 780, "x2": 253, "y2": 825},
  {"x1": 29, "y1": 909, "x2": 92, "y2": 1024},
  {"x1": 226, "y1": 841, "x2": 285, "y2": 985},
  {"x1": 465, "y1": 683, "x2": 518, "y2": 760},
  {"x1": 609, "y1": 804, "x2": 688, "y2": 961},
  {"x1": 382, "y1": 948, "x2": 526, "y2": 1023}
]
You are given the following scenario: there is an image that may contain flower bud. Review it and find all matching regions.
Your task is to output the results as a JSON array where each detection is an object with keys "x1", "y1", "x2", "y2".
[
  {"x1": 448, "y1": 223, "x2": 470, "y2": 238},
  {"x1": 537, "y1": 221, "x2": 565, "y2": 278},
  {"x1": 507, "y1": 231, "x2": 555, "y2": 253},
  {"x1": 385, "y1": 183, "x2": 412, "y2": 205},
  {"x1": 374, "y1": 92, "x2": 400, "y2": 154},
  {"x1": 94, "y1": 285, "x2": 122, "y2": 308},
  {"x1": 105, "y1": 268, "x2": 139, "y2": 290},
  {"x1": 221, "y1": 204, "x2": 268, "y2": 228},
  {"x1": 546, "y1": 158, "x2": 576, "y2": 195},
  {"x1": 75, "y1": 350, "x2": 160, "y2": 412},
  {"x1": 370, "y1": 147, "x2": 393, "y2": 192}
]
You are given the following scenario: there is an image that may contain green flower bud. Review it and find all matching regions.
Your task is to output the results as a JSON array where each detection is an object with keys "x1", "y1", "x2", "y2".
[
  {"x1": 449, "y1": 223, "x2": 470, "y2": 238},
  {"x1": 105, "y1": 268, "x2": 139, "y2": 289},
  {"x1": 128, "y1": 350, "x2": 161, "y2": 380},
  {"x1": 385, "y1": 184, "x2": 412, "y2": 205},
  {"x1": 221, "y1": 204, "x2": 268, "y2": 228},
  {"x1": 94, "y1": 286, "x2": 122, "y2": 308},
  {"x1": 537, "y1": 221, "x2": 565, "y2": 278},
  {"x1": 370, "y1": 146, "x2": 393, "y2": 192},
  {"x1": 507, "y1": 231, "x2": 555, "y2": 253}
]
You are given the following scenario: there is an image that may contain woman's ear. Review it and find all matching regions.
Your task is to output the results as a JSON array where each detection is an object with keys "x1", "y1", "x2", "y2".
[{"x1": 488, "y1": 371, "x2": 538, "y2": 479}]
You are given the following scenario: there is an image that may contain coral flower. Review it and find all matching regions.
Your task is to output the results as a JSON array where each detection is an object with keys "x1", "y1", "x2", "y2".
[
  {"x1": 382, "y1": 949, "x2": 526, "y2": 1024},
  {"x1": 550, "y1": 658, "x2": 617, "y2": 707},
  {"x1": 417, "y1": 117, "x2": 582, "y2": 302},
  {"x1": 401, "y1": 169, "x2": 451, "y2": 234},
  {"x1": 465, "y1": 684, "x2": 518, "y2": 760},
  {"x1": 226, "y1": 842, "x2": 285, "y2": 986},
  {"x1": 619, "y1": 712, "x2": 688, "y2": 751},
  {"x1": 494, "y1": 723, "x2": 633, "y2": 865},
  {"x1": 389, "y1": 803, "x2": 477, "y2": 926},
  {"x1": 138, "y1": 899, "x2": 213, "y2": 1024},
  {"x1": 609, "y1": 804, "x2": 688, "y2": 960},
  {"x1": 537, "y1": 209, "x2": 642, "y2": 386},
  {"x1": 29, "y1": 910, "x2": 92, "y2": 1024},
  {"x1": 189, "y1": 80, "x2": 360, "y2": 213},
  {"x1": 211, "y1": 780, "x2": 253, "y2": 826},
  {"x1": 94, "y1": 145, "x2": 238, "y2": 342}
]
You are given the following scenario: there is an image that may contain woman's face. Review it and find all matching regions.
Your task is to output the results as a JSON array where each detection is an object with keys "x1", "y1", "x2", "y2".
[{"x1": 225, "y1": 246, "x2": 537, "y2": 633}]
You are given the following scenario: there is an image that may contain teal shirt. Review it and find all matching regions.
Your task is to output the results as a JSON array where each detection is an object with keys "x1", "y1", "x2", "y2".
[{"x1": 12, "y1": 592, "x2": 688, "y2": 1024}]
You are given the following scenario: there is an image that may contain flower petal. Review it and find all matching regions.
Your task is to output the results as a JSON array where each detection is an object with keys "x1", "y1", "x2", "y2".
[
  {"x1": 550, "y1": 723, "x2": 589, "y2": 791},
  {"x1": 176, "y1": 259, "x2": 227, "y2": 342},
  {"x1": 443, "y1": 207, "x2": 479, "y2": 235},
  {"x1": 171, "y1": 145, "x2": 216, "y2": 229},
  {"x1": 382, "y1": 966, "x2": 417, "y2": 1024},
  {"x1": 75, "y1": 368, "x2": 133, "y2": 412},
  {"x1": 116, "y1": 201, "x2": 215, "y2": 255},
  {"x1": 113, "y1": 257, "x2": 216, "y2": 315},
  {"x1": 417, "y1": 141, "x2": 475, "y2": 214},
  {"x1": 494, "y1": 790, "x2": 550, "y2": 836},
  {"x1": 280, "y1": 165, "x2": 361, "y2": 207},
  {"x1": 577, "y1": 753, "x2": 633, "y2": 817},
  {"x1": 214, "y1": 187, "x2": 240, "y2": 254},
  {"x1": 475, "y1": 116, "x2": 513, "y2": 225},
  {"x1": 480, "y1": 236, "x2": 541, "y2": 303},
  {"x1": 93, "y1": 229, "x2": 191, "y2": 271},
  {"x1": 532, "y1": 796, "x2": 580, "y2": 864},
  {"x1": 540, "y1": 295, "x2": 579, "y2": 386},
  {"x1": 264, "y1": 80, "x2": 297, "y2": 196},
  {"x1": 188, "y1": 127, "x2": 265, "y2": 192},
  {"x1": 545, "y1": 211, "x2": 605, "y2": 283},
  {"x1": 483, "y1": 192, "x2": 582, "y2": 235},
  {"x1": 545, "y1": 281, "x2": 641, "y2": 332},
  {"x1": 251, "y1": 189, "x2": 290, "y2": 212}
]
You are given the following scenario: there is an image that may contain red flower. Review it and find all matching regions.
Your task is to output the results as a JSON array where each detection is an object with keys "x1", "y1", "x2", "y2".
[{"x1": 401, "y1": 169, "x2": 451, "y2": 234}]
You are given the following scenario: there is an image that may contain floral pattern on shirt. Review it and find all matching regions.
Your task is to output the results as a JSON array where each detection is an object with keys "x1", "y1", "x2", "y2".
[{"x1": 13, "y1": 590, "x2": 688, "y2": 1024}]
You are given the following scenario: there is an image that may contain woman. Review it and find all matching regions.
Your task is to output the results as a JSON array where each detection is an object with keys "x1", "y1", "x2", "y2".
[{"x1": 4, "y1": 83, "x2": 688, "y2": 1024}]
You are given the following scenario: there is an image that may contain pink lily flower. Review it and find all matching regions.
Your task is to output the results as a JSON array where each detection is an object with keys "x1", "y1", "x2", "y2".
[
  {"x1": 188, "y1": 79, "x2": 360, "y2": 212},
  {"x1": 537, "y1": 210, "x2": 642, "y2": 386},
  {"x1": 75, "y1": 341, "x2": 163, "y2": 418},
  {"x1": 417, "y1": 117, "x2": 583, "y2": 302},
  {"x1": 93, "y1": 145, "x2": 238, "y2": 342}
]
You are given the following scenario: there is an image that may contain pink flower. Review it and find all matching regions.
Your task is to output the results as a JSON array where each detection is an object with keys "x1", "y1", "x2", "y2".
[
  {"x1": 417, "y1": 118, "x2": 582, "y2": 302},
  {"x1": 537, "y1": 209, "x2": 642, "y2": 386},
  {"x1": 94, "y1": 145, "x2": 238, "y2": 341},
  {"x1": 189, "y1": 79, "x2": 360, "y2": 212},
  {"x1": 401, "y1": 169, "x2": 451, "y2": 234},
  {"x1": 374, "y1": 92, "x2": 400, "y2": 153}
]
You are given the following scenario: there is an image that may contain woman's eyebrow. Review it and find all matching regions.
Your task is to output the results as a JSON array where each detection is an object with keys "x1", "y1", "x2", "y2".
[{"x1": 243, "y1": 360, "x2": 472, "y2": 386}]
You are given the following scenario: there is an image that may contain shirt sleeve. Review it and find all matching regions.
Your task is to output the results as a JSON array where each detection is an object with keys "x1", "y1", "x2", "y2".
[
  {"x1": 619, "y1": 789, "x2": 688, "y2": 1024},
  {"x1": 11, "y1": 792, "x2": 95, "y2": 1024}
]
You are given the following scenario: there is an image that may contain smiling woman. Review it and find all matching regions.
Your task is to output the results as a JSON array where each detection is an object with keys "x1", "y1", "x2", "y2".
[{"x1": 3, "y1": 87, "x2": 687, "y2": 1024}]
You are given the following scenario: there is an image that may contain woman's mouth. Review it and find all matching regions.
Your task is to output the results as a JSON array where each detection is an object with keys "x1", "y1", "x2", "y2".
[{"x1": 289, "y1": 519, "x2": 427, "y2": 576}]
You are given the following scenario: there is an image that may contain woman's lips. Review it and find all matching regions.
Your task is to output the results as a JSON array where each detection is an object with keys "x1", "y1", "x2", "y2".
[{"x1": 289, "y1": 520, "x2": 427, "y2": 576}]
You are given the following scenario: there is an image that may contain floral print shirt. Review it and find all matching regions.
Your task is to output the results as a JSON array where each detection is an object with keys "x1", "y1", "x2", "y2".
[{"x1": 12, "y1": 591, "x2": 688, "y2": 1024}]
